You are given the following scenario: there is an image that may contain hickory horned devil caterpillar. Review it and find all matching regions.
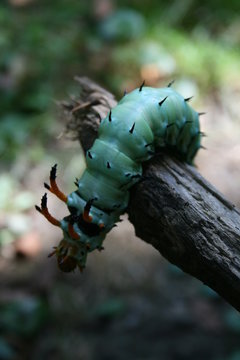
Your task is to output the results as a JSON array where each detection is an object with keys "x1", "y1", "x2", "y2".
[{"x1": 36, "y1": 81, "x2": 205, "y2": 273}]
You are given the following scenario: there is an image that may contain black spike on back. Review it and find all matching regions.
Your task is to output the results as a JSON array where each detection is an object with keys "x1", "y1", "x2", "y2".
[
  {"x1": 84, "y1": 198, "x2": 96, "y2": 214},
  {"x1": 198, "y1": 112, "x2": 206, "y2": 116},
  {"x1": 167, "y1": 80, "x2": 175, "y2": 87},
  {"x1": 124, "y1": 89, "x2": 127, "y2": 96},
  {"x1": 129, "y1": 122, "x2": 135, "y2": 134},
  {"x1": 184, "y1": 96, "x2": 193, "y2": 102},
  {"x1": 41, "y1": 193, "x2": 47, "y2": 208},
  {"x1": 107, "y1": 161, "x2": 111, "y2": 169},
  {"x1": 44, "y1": 182, "x2": 50, "y2": 190},
  {"x1": 50, "y1": 164, "x2": 57, "y2": 180},
  {"x1": 139, "y1": 80, "x2": 145, "y2": 92},
  {"x1": 109, "y1": 110, "x2": 112, "y2": 122},
  {"x1": 88, "y1": 151, "x2": 93, "y2": 159},
  {"x1": 159, "y1": 96, "x2": 168, "y2": 106}
]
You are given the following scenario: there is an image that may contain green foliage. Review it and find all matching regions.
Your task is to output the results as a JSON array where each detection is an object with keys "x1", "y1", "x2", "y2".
[
  {"x1": 99, "y1": 9, "x2": 146, "y2": 42},
  {"x1": 0, "y1": 297, "x2": 48, "y2": 359},
  {"x1": 0, "y1": 297, "x2": 48, "y2": 337},
  {"x1": 0, "y1": 1, "x2": 90, "y2": 162}
]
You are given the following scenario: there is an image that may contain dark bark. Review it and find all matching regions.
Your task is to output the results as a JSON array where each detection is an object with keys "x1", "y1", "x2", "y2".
[{"x1": 61, "y1": 76, "x2": 240, "y2": 312}]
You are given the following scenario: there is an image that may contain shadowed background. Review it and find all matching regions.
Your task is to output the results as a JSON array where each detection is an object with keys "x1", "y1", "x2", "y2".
[{"x1": 1, "y1": 0, "x2": 240, "y2": 359}]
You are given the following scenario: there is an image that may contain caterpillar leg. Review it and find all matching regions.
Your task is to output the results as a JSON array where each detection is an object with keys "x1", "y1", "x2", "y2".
[
  {"x1": 68, "y1": 218, "x2": 80, "y2": 240},
  {"x1": 44, "y1": 164, "x2": 67, "y2": 203},
  {"x1": 82, "y1": 198, "x2": 95, "y2": 223},
  {"x1": 82, "y1": 198, "x2": 105, "y2": 229},
  {"x1": 35, "y1": 193, "x2": 60, "y2": 227}
]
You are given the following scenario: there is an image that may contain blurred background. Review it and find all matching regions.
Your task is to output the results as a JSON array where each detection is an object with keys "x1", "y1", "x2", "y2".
[{"x1": 1, "y1": 0, "x2": 240, "y2": 359}]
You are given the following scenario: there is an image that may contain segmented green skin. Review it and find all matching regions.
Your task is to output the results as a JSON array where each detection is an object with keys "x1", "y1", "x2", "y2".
[{"x1": 60, "y1": 86, "x2": 201, "y2": 269}]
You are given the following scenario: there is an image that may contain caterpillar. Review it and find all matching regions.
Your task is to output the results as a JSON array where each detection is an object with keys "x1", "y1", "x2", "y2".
[{"x1": 36, "y1": 82, "x2": 204, "y2": 273}]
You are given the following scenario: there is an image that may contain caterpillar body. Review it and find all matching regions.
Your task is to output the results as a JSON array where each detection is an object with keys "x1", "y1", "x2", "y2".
[{"x1": 36, "y1": 83, "x2": 203, "y2": 272}]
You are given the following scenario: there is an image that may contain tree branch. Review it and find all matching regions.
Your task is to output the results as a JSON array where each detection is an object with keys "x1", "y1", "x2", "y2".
[{"x1": 61, "y1": 76, "x2": 240, "y2": 312}]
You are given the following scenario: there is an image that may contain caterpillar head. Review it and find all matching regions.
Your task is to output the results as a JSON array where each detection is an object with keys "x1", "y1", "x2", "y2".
[{"x1": 49, "y1": 239, "x2": 88, "y2": 273}]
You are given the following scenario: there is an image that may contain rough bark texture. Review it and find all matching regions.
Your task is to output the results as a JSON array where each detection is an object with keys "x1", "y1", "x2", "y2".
[{"x1": 61, "y1": 76, "x2": 240, "y2": 312}]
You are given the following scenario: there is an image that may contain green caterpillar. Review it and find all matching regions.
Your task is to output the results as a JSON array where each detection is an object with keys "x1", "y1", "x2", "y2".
[{"x1": 36, "y1": 82, "x2": 203, "y2": 272}]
